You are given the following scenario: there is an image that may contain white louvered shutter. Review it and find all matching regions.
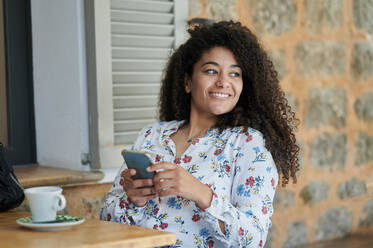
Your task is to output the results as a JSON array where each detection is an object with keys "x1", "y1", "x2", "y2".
[{"x1": 87, "y1": 0, "x2": 188, "y2": 169}]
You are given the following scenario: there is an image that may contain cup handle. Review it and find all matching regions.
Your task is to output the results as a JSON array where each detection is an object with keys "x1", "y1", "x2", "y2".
[{"x1": 54, "y1": 195, "x2": 66, "y2": 211}]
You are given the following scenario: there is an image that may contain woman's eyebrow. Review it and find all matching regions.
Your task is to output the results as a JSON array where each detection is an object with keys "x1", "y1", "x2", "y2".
[
  {"x1": 201, "y1": 61, "x2": 241, "y2": 68},
  {"x1": 201, "y1": 61, "x2": 219, "y2": 67}
]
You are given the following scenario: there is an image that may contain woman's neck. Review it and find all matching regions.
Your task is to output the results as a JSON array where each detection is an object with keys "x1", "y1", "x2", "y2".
[{"x1": 184, "y1": 112, "x2": 216, "y2": 139}]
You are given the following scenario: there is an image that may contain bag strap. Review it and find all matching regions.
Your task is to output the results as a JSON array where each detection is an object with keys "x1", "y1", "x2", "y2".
[
  {"x1": 0, "y1": 142, "x2": 12, "y2": 174},
  {"x1": 0, "y1": 142, "x2": 24, "y2": 190}
]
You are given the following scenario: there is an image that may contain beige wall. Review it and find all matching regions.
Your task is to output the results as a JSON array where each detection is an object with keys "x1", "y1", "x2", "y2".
[{"x1": 190, "y1": 0, "x2": 373, "y2": 247}]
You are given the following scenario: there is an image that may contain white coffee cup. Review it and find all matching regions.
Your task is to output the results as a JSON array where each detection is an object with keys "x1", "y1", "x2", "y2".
[{"x1": 24, "y1": 186, "x2": 66, "y2": 222}]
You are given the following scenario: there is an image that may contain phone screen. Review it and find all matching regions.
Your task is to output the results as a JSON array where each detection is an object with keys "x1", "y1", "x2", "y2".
[{"x1": 122, "y1": 150, "x2": 155, "y2": 180}]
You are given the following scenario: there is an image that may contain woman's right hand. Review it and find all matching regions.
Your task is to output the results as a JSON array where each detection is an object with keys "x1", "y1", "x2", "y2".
[{"x1": 121, "y1": 169, "x2": 157, "y2": 207}]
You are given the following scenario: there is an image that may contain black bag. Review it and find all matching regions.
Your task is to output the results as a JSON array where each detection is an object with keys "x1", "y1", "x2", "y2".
[{"x1": 0, "y1": 142, "x2": 25, "y2": 212}]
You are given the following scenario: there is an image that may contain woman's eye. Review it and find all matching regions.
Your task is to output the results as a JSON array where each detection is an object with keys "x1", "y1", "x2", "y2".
[
  {"x1": 205, "y1": 69, "x2": 217, "y2": 74},
  {"x1": 230, "y1": 72, "x2": 240, "y2": 77}
]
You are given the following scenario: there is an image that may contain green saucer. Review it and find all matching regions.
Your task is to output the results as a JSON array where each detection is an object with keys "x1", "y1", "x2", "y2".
[
  {"x1": 16, "y1": 215, "x2": 85, "y2": 231},
  {"x1": 18, "y1": 215, "x2": 84, "y2": 224}
]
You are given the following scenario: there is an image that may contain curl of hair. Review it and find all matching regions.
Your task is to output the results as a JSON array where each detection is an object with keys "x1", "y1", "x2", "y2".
[{"x1": 159, "y1": 21, "x2": 299, "y2": 186}]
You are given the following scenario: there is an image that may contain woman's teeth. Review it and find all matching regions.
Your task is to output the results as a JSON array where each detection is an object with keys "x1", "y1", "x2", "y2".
[{"x1": 211, "y1": 92, "x2": 229, "y2": 98}]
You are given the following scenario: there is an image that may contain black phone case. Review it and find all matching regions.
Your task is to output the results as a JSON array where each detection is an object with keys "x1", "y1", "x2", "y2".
[{"x1": 122, "y1": 150, "x2": 155, "y2": 180}]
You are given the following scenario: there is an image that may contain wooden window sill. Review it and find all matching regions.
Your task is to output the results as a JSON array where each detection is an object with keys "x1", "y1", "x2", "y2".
[{"x1": 14, "y1": 165, "x2": 104, "y2": 188}]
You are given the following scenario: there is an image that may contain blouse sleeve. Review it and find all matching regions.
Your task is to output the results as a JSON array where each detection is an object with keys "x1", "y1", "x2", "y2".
[
  {"x1": 99, "y1": 125, "x2": 153, "y2": 225},
  {"x1": 202, "y1": 131, "x2": 278, "y2": 247}
]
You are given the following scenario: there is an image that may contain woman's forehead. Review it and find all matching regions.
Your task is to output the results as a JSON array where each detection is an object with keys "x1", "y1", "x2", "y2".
[{"x1": 197, "y1": 46, "x2": 239, "y2": 66}]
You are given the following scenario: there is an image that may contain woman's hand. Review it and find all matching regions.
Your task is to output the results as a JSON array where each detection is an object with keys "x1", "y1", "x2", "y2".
[
  {"x1": 121, "y1": 169, "x2": 157, "y2": 207},
  {"x1": 147, "y1": 162, "x2": 213, "y2": 209}
]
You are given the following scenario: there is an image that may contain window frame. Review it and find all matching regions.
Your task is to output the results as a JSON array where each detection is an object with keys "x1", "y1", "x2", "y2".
[{"x1": 2, "y1": 0, "x2": 36, "y2": 166}]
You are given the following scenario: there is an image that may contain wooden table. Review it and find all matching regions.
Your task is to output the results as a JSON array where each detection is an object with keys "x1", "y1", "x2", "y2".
[{"x1": 0, "y1": 211, "x2": 176, "y2": 248}]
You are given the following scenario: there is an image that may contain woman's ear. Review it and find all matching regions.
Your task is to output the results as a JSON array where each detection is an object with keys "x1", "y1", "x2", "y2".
[{"x1": 184, "y1": 74, "x2": 191, "y2": 93}]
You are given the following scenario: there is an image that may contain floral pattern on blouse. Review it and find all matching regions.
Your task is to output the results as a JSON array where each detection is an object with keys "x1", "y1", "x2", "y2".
[{"x1": 100, "y1": 120, "x2": 278, "y2": 248}]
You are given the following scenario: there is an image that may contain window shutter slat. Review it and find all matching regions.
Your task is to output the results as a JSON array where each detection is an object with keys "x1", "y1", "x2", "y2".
[
  {"x1": 112, "y1": 59, "x2": 167, "y2": 72},
  {"x1": 113, "y1": 83, "x2": 161, "y2": 96},
  {"x1": 114, "y1": 132, "x2": 139, "y2": 145},
  {"x1": 114, "y1": 107, "x2": 157, "y2": 120},
  {"x1": 112, "y1": 34, "x2": 174, "y2": 48},
  {"x1": 112, "y1": 47, "x2": 171, "y2": 59},
  {"x1": 112, "y1": 72, "x2": 162, "y2": 83},
  {"x1": 111, "y1": 0, "x2": 173, "y2": 13},
  {"x1": 111, "y1": 10, "x2": 173, "y2": 24},
  {"x1": 114, "y1": 119, "x2": 157, "y2": 132},
  {"x1": 113, "y1": 95, "x2": 159, "y2": 108},
  {"x1": 111, "y1": 22, "x2": 174, "y2": 36}
]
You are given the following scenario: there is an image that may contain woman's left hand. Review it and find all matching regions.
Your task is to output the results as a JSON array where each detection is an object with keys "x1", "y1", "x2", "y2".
[{"x1": 147, "y1": 162, "x2": 213, "y2": 209}]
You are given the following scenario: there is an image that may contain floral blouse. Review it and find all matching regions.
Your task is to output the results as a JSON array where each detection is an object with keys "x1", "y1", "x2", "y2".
[{"x1": 100, "y1": 120, "x2": 278, "y2": 248}]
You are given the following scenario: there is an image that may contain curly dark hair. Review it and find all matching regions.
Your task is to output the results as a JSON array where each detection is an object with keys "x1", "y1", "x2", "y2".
[{"x1": 159, "y1": 21, "x2": 299, "y2": 186}]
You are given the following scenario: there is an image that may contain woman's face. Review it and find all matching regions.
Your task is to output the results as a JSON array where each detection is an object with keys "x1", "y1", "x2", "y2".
[{"x1": 185, "y1": 46, "x2": 243, "y2": 119}]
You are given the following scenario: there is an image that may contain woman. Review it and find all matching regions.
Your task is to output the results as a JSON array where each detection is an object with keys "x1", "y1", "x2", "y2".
[{"x1": 100, "y1": 21, "x2": 299, "y2": 247}]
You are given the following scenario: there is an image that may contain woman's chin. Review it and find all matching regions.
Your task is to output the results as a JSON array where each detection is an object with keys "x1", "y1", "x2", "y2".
[{"x1": 211, "y1": 108, "x2": 234, "y2": 116}]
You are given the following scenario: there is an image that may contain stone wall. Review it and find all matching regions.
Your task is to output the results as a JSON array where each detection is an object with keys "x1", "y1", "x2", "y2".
[{"x1": 189, "y1": 0, "x2": 373, "y2": 247}]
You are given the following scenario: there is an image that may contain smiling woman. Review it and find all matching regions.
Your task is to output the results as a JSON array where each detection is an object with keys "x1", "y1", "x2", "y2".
[
  {"x1": 185, "y1": 47, "x2": 243, "y2": 118},
  {"x1": 101, "y1": 21, "x2": 299, "y2": 248}
]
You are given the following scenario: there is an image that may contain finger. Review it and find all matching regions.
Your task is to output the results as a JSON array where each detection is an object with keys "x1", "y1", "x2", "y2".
[
  {"x1": 154, "y1": 179, "x2": 175, "y2": 192},
  {"x1": 132, "y1": 178, "x2": 154, "y2": 188},
  {"x1": 127, "y1": 187, "x2": 156, "y2": 198},
  {"x1": 133, "y1": 187, "x2": 157, "y2": 196},
  {"x1": 131, "y1": 194, "x2": 158, "y2": 204},
  {"x1": 123, "y1": 177, "x2": 148, "y2": 191},
  {"x1": 157, "y1": 188, "x2": 176, "y2": 197},
  {"x1": 123, "y1": 180, "x2": 135, "y2": 191},
  {"x1": 122, "y1": 169, "x2": 136, "y2": 180},
  {"x1": 147, "y1": 162, "x2": 176, "y2": 172},
  {"x1": 153, "y1": 170, "x2": 176, "y2": 182}
]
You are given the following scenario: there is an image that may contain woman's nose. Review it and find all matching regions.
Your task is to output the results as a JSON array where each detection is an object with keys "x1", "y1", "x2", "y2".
[{"x1": 216, "y1": 73, "x2": 229, "y2": 88}]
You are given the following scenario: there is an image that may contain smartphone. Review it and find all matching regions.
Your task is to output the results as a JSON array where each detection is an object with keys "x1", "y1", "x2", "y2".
[{"x1": 121, "y1": 150, "x2": 155, "y2": 180}]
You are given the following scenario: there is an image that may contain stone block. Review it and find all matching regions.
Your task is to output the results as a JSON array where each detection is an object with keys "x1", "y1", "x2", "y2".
[
  {"x1": 283, "y1": 221, "x2": 308, "y2": 248},
  {"x1": 269, "y1": 49, "x2": 288, "y2": 80},
  {"x1": 285, "y1": 92, "x2": 298, "y2": 113},
  {"x1": 316, "y1": 207, "x2": 353, "y2": 241},
  {"x1": 304, "y1": 0, "x2": 343, "y2": 34},
  {"x1": 305, "y1": 87, "x2": 346, "y2": 129},
  {"x1": 248, "y1": 0, "x2": 297, "y2": 36},
  {"x1": 309, "y1": 132, "x2": 346, "y2": 171},
  {"x1": 353, "y1": 0, "x2": 373, "y2": 34},
  {"x1": 294, "y1": 42, "x2": 346, "y2": 76},
  {"x1": 355, "y1": 131, "x2": 373, "y2": 166},
  {"x1": 359, "y1": 198, "x2": 373, "y2": 227},
  {"x1": 337, "y1": 178, "x2": 367, "y2": 200},
  {"x1": 354, "y1": 91, "x2": 373, "y2": 121},
  {"x1": 81, "y1": 197, "x2": 106, "y2": 219},
  {"x1": 300, "y1": 181, "x2": 329, "y2": 204},
  {"x1": 274, "y1": 190, "x2": 295, "y2": 210},
  {"x1": 351, "y1": 43, "x2": 373, "y2": 80},
  {"x1": 189, "y1": 0, "x2": 202, "y2": 17},
  {"x1": 206, "y1": 0, "x2": 237, "y2": 22}
]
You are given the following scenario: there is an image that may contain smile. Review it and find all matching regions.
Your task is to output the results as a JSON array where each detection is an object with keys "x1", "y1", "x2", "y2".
[{"x1": 209, "y1": 92, "x2": 231, "y2": 98}]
